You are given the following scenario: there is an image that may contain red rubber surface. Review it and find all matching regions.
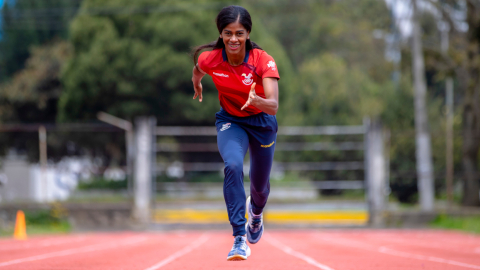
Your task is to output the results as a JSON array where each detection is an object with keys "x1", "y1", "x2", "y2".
[{"x1": 0, "y1": 229, "x2": 479, "y2": 269}]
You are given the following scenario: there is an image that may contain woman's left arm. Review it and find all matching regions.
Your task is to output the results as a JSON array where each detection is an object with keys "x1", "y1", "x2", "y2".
[{"x1": 241, "y1": 77, "x2": 279, "y2": 115}]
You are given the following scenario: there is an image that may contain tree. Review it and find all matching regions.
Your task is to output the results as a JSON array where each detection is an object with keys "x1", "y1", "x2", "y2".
[
  {"x1": 0, "y1": 39, "x2": 71, "y2": 123},
  {"x1": 425, "y1": 0, "x2": 480, "y2": 206},
  {"x1": 58, "y1": 0, "x2": 294, "y2": 126},
  {"x1": 459, "y1": 1, "x2": 480, "y2": 206},
  {"x1": 0, "y1": 40, "x2": 71, "y2": 160},
  {"x1": 0, "y1": 0, "x2": 78, "y2": 82}
]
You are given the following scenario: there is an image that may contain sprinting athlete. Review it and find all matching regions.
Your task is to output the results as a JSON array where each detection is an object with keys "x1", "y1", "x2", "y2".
[{"x1": 191, "y1": 5, "x2": 279, "y2": 261}]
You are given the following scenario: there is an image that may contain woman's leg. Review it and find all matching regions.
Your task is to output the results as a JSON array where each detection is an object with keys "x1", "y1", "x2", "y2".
[
  {"x1": 216, "y1": 122, "x2": 249, "y2": 236},
  {"x1": 247, "y1": 121, "x2": 277, "y2": 215}
]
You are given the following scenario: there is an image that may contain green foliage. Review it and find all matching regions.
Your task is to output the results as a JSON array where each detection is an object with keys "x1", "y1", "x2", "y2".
[
  {"x1": 17, "y1": 203, "x2": 71, "y2": 235},
  {"x1": 431, "y1": 214, "x2": 480, "y2": 234},
  {"x1": 77, "y1": 177, "x2": 127, "y2": 190},
  {"x1": 0, "y1": 0, "x2": 78, "y2": 82},
  {"x1": 286, "y1": 53, "x2": 392, "y2": 125},
  {"x1": 59, "y1": 0, "x2": 295, "y2": 126},
  {"x1": 0, "y1": 40, "x2": 71, "y2": 123},
  {"x1": 0, "y1": 40, "x2": 72, "y2": 160},
  {"x1": 0, "y1": 0, "x2": 467, "y2": 204}
]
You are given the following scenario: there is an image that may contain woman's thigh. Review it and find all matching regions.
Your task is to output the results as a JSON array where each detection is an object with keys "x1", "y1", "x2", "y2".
[{"x1": 216, "y1": 121, "x2": 249, "y2": 167}]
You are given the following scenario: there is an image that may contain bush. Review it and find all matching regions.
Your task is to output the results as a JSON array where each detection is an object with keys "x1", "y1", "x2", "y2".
[{"x1": 77, "y1": 177, "x2": 127, "y2": 190}]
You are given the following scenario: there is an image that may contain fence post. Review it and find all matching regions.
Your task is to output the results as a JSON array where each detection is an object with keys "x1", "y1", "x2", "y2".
[
  {"x1": 133, "y1": 116, "x2": 156, "y2": 224},
  {"x1": 364, "y1": 118, "x2": 387, "y2": 227}
]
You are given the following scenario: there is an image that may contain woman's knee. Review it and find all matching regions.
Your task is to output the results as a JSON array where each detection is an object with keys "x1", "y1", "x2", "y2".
[
  {"x1": 224, "y1": 160, "x2": 244, "y2": 176},
  {"x1": 250, "y1": 184, "x2": 270, "y2": 197}
]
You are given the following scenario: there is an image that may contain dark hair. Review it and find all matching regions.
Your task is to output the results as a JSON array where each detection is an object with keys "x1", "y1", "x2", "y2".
[{"x1": 192, "y1": 5, "x2": 262, "y2": 67}]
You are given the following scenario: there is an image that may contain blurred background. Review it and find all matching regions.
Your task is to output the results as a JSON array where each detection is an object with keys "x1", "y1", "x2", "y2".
[{"x1": 0, "y1": 0, "x2": 479, "y2": 235}]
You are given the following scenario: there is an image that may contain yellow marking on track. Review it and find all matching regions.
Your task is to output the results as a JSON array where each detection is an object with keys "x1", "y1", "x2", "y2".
[
  {"x1": 152, "y1": 209, "x2": 368, "y2": 225},
  {"x1": 266, "y1": 211, "x2": 368, "y2": 225},
  {"x1": 152, "y1": 209, "x2": 228, "y2": 224}
]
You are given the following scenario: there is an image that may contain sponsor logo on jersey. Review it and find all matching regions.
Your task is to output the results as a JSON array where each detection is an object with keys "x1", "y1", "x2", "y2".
[
  {"x1": 261, "y1": 141, "x2": 275, "y2": 148},
  {"x1": 267, "y1": 61, "x2": 276, "y2": 71},
  {"x1": 241, "y1": 73, "x2": 253, "y2": 85},
  {"x1": 213, "y1": 72, "x2": 229, "y2": 78},
  {"x1": 220, "y1": 123, "x2": 231, "y2": 131}
]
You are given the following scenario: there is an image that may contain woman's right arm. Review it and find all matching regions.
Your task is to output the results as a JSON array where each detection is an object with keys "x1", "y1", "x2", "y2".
[{"x1": 192, "y1": 64, "x2": 206, "y2": 102}]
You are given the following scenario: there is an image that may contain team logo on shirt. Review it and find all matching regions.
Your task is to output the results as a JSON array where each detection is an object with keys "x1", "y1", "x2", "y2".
[
  {"x1": 241, "y1": 73, "x2": 254, "y2": 85},
  {"x1": 220, "y1": 123, "x2": 231, "y2": 131},
  {"x1": 267, "y1": 61, "x2": 276, "y2": 71}
]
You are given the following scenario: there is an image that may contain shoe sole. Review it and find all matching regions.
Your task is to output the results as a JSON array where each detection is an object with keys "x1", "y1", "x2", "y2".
[
  {"x1": 227, "y1": 255, "x2": 248, "y2": 261},
  {"x1": 227, "y1": 247, "x2": 251, "y2": 261},
  {"x1": 246, "y1": 196, "x2": 264, "y2": 244}
]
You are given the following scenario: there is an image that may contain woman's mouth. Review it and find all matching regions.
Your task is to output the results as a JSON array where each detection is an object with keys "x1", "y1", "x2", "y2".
[{"x1": 229, "y1": 44, "x2": 240, "y2": 50}]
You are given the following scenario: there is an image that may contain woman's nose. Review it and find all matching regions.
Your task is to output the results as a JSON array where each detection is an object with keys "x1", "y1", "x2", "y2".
[{"x1": 231, "y1": 35, "x2": 238, "y2": 42}]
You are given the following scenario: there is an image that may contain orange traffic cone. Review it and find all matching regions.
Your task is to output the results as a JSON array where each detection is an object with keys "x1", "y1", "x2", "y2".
[{"x1": 13, "y1": 210, "x2": 27, "y2": 240}]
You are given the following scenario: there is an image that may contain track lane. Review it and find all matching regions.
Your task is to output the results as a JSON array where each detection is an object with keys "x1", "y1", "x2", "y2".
[
  {"x1": 0, "y1": 233, "x2": 139, "y2": 263},
  {"x1": 0, "y1": 234, "x2": 148, "y2": 269},
  {"x1": 312, "y1": 230, "x2": 480, "y2": 269},
  {"x1": 4, "y1": 232, "x2": 208, "y2": 270},
  {"x1": 1, "y1": 230, "x2": 479, "y2": 269},
  {"x1": 272, "y1": 231, "x2": 432, "y2": 269},
  {"x1": 362, "y1": 230, "x2": 480, "y2": 254},
  {"x1": 321, "y1": 230, "x2": 480, "y2": 266},
  {"x1": 158, "y1": 231, "x2": 326, "y2": 270},
  {"x1": 0, "y1": 235, "x2": 88, "y2": 251}
]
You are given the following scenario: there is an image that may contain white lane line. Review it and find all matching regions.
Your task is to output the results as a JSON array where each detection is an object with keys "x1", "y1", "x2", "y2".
[
  {"x1": 0, "y1": 236, "x2": 147, "y2": 267},
  {"x1": 363, "y1": 233, "x2": 480, "y2": 254},
  {"x1": 314, "y1": 234, "x2": 480, "y2": 269},
  {"x1": 0, "y1": 237, "x2": 87, "y2": 251},
  {"x1": 379, "y1": 246, "x2": 480, "y2": 269},
  {"x1": 265, "y1": 235, "x2": 335, "y2": 270},
  {"x1": 143, "y1": 233, "x2": 209, "y2": 270}
]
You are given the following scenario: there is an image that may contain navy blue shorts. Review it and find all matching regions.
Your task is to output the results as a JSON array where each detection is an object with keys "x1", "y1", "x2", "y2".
[{"x1": 215, "y1": 108, "x2": 277, "y2": 236}]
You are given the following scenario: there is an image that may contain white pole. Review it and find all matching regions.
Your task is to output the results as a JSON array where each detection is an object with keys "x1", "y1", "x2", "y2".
[
  {"x1": 412, "y1": 0, "x2": 435, "y2": 211},
  {"x1": 365, "y1": 119, "x2": 386, "y2": 227},
  {"x1": 133, "y1": 117, "x2": 152, "y2": 224},
  {"x1": 38, "y1": 125, "x2": 47, "y2": 202}
]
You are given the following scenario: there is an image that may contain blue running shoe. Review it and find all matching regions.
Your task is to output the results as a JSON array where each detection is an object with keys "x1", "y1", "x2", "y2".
[
  {"x1": 246, "y1": 196, "x2": 264, "y2": 244},
  {"x1": 227, "y1": 235, "x2": 251, "y2": 261}
]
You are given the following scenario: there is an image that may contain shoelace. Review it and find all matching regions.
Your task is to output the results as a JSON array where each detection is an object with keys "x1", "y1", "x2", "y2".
[
  {"x1": 251, "y1": 217, "x2": 262, "y2": 229},
  {"x1": 233, "y1": 236, "x2": 244, "y2": 249}
]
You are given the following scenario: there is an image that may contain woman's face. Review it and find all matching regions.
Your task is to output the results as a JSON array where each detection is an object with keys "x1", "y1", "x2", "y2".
[{"x1": 220, "y1": 21, "x2": 249, "y2": 56}]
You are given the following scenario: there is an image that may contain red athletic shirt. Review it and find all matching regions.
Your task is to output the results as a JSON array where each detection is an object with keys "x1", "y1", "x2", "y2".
[{"x1": 198, "y1": 48, "x2": 280, "y2": 117}]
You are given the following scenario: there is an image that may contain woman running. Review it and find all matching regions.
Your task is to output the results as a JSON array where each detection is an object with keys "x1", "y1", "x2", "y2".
[{"x1": 191, "y1": 5, "x2": 280, "y2": 261}]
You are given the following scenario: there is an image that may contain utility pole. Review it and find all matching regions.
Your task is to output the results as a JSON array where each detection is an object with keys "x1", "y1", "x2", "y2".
[{"x1": 412, "y1": 0, "x2": 435, "y2": 212}]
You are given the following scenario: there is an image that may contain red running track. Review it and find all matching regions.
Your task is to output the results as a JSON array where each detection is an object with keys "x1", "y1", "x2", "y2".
[{"x1": 0, "y1": 229, "x2": 479, "y2": 269}]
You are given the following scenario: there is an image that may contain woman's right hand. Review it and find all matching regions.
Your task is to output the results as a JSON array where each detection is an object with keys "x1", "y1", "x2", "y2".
[
  {"x1": 193, "y1": 82, "x2": 203, "y2": 102},
  {"x1": 192, "y1": 64, "x2": 205, "y2": 102}
]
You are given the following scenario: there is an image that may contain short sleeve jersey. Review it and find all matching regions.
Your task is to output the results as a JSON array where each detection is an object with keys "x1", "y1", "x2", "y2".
[{"x1": 198, "y1": 48, "x2": 280, "y2": 117}]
